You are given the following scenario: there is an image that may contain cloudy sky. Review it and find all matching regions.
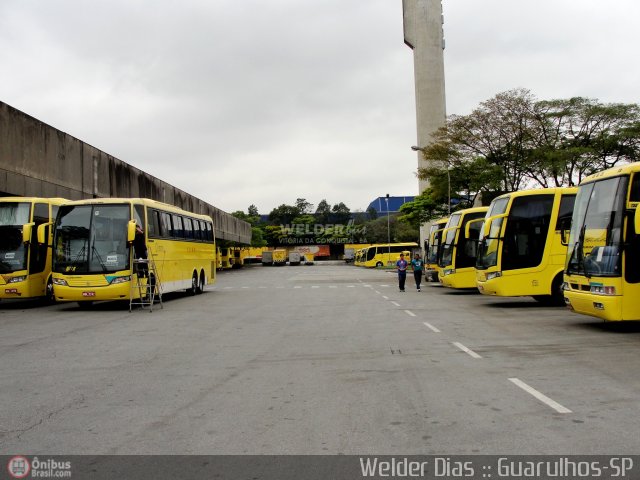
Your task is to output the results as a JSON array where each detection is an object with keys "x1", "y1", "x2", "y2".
[{"x1": 1, "y1": 0, "x2": 638, "y2": 214}]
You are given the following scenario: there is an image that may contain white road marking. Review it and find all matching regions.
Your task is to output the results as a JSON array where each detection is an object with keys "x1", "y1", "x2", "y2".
[
  {"x1": 452, "y1": 342, "x2": 482, "y2": 359},
  {"x1": 294, "y1": 286, "x2": 302, "y2": 289},
  {"x1": 311, "y1": 286, "x2": 320, "y2": 289},
  {"x1": 374, "y1": 290, "x2": 381, "y2": 294},
  {"x1": 347, "y1": 285, "x2": 355, "y2": 288},
  {"x1": 423, "y1": 322, "x2": 441, "y2": 333},
  {"x1": 382, "y1": 296, "x2": 389, "y2": 300},
  {"x1": 391, "y1": 301, "x2": 401, "y2": 307},
  {"x1": 404, "y1": 310, "x2": 416, "y2": 317},
  {"x1": 508, "y1": 378, "x2": 572, "y2": 414}
]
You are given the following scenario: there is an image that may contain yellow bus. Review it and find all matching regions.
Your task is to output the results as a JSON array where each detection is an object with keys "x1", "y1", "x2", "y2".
[
  {"x1": 475, "y1": 187, "x2": 577, "y2": 304},
  {"x1": 438, "y1": 207, "x2": 488, "y2": 288},
  {"x1": 424, "y1": 217, "x2": 448, "y2": 282},
  {"x1": 0, "y1": 197, "x2": 66, "y2": 302},
  {"x1": 360, "y1": 243, "x2": 419, "y2": 268},
  {"x1": 219, "y1": 247, "x2": 234, "y2": 269},
  {"x1": 564, "y1": 162, "x2": 640, "y2": 321},
  {"x1": 50, "y1": 198, "x2": 216, "y2": 304},
  {"x1": 353, "y1": 247, "x2": 368, "y2": 266}
]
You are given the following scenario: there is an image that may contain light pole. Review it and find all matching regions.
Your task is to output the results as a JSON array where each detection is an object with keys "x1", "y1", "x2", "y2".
[
  {"x1": 385, "y1": 194, "x2": 391, "y2": 265},
  {"x1": 411, "y1": 146, "x2": 450, "y2": 214}
]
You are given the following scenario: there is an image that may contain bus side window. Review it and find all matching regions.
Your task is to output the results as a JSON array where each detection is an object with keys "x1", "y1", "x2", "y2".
[
  {"x1": 629, "y1": 173, "x2": 640, "y2": 203},
  {"x1": 148, "y1": 209, "x2": 161, "y2": 238},
  {"x1": 159, "y1": 212, "x2": 170, "y2": 238},
  {"x1": 183, "y1": 217, "x2": 194, "y2": 239}
]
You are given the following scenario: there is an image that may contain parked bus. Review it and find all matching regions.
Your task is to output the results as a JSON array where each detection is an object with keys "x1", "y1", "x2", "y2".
[
  {"x1": 438, "y1": 207, "x2": 488, "y2": 288},
  {"x1": 424, "y1": 217, "x2": 448, "y2": 282},
  {"x1": 353, "y1": 247, "x2": 367, "y2": 266},
  {"x1": 564, "y1": 162, "x2": 640, "y2": 321},
  {"x1": 360, "y1": 243, "x2": 419, "y2": 268},
  {"x1": 475, "y1": 187, "x2": 576, "y2": 304},
  {"x1": 0, "y1": 197, "x2": 66, "y2": 302},
  {"x1": 49, "y1": 198, "x2": 216, "y2": 305}
]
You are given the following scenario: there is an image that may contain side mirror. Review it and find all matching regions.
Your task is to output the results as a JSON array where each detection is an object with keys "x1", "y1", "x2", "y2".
[
  {"x1": 465, "y1": 217, "x2": 485, "y2": 239},
  {"x1": 483, "y1": 213, "x2": 507, "y2": 238},
  {"x1": 127, "y1": 220, "x2": 137, "y2": 243},
  {"x1": 558, "y1": 217, "x2": 571, "y2": 246},
  {"x1": 22, "y1": 222, "x2": 35, "y2": 244},
  {"x1": 37, "y1": 222, "x2": 53, "y2": 245}
]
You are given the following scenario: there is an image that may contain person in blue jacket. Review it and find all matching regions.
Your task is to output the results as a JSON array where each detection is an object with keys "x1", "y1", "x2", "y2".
[{"x1": 396, "y1": 253, "x2": 408, "y2": 292}]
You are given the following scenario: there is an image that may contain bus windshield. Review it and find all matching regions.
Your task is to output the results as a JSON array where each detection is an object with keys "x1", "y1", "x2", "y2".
[
  {"x1": 427, "y1": 224, "x2": 444, "y2": 264},
  {"x1": 566, "y1": 176, "x2": 627, "y2": 277},
  {"x1": 439, "y1": 213, "x2": 462, "y2": 267},
  {"x1": 476, "y1": 196, "x2": 509, "y2": 269},
  {"x1": 0, "y1": 202, "x2": 31, "y2": 273},
  {"x1": 54, "y1": 204, "x2": 131, "y2": 274}
]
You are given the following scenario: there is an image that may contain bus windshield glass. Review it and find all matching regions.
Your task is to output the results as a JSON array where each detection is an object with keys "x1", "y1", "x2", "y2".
[
  {"x1": 476, "y1": 196, "x2": 509, "y2": 269},
  {"x1": 439, "y1": 213, "x2": 462, "y2": 267},
  {"x1": 54, "y1": 204, "x2": 131, "y2": 274},
  {"x1": 566, "y1": 176, "x2": 627, "y2": 277},
  {"x1": 0, "y1": 202, "x2": 31, "y2": 273},
  {"x1": 427, "y1": 224, "x2": 444, "y2": 264}
]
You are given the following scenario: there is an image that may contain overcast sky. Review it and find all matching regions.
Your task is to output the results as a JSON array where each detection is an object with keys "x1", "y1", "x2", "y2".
[{"x1": 1, "y1": 0, "x2": 639, "y2": 214}]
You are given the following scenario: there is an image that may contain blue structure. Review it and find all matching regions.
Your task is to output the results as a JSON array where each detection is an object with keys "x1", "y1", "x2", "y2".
[{"x1": 367, "y1": 196, "x2": 415, "y2": 215}]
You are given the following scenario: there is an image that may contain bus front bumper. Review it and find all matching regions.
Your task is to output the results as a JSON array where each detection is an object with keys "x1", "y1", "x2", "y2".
[
  {"x1": 439, "y1": 269, "x2": 477, "y2": 289},
  {"x1": 0, "y1": 273, "x2": 37, "y2": 299},
  {"x1": 53, "y1": 276, "x2": 135, "y2": 302},
  {"x1": 563, "y1": 290, "x2": 623, "y2": 322}
]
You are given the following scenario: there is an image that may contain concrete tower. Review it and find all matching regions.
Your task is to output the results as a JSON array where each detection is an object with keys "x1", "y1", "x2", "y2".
[{"x1": 402, "y1": 0, "x2": 447, "y2": 249}]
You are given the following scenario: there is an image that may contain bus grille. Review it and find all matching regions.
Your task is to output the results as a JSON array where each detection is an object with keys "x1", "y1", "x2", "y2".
[{"x1": 66, "y1": 277, "x2": 110, "y2": 287}]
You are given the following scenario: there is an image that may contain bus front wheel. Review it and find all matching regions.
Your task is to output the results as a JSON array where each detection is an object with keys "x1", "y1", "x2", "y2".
[{"x1": 533, "y1": 274, "x2": 565, "y2": 306}]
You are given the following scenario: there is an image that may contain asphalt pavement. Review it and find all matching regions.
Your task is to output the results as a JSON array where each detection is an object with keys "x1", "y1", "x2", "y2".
[{"x1": 1, "y1": 263, "x2": 639, "y2": 454}]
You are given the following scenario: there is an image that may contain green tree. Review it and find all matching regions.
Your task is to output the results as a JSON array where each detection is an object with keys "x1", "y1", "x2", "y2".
[
  {"x1": 295, "y1": 198, "x2": 314, "y2": 215},
  {"x1": 268, "y1": 204, "x2": 300, "y2": 225},
  {"x1": 331, "y1": 202, "x2": 351, "y2": 224},
  {"x1": 315, "y1": 199, "x2": 331, "y2": 225},
  {"x1": 418, "y1": 89, "x2": 640, "y2": 196}
]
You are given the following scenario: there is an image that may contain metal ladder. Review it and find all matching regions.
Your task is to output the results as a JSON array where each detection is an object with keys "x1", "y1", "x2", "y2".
[{"x1": 129, "y1": 255, "x2": 163, "y2": 312}]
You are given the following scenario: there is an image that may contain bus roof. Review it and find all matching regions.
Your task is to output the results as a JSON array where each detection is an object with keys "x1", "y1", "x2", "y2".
[
  {"x1": 580, "y1": 161, "x2": 640, "y2": 185},
  {"x1": 56, "y1": 197, "x2": 213, "y2": 222},
  {"x1": 0, "y1": 197, "x2": 68, "y2": 204},
  {"x1": 491, "y1": 186, "x2": 578, "y2": 202}
]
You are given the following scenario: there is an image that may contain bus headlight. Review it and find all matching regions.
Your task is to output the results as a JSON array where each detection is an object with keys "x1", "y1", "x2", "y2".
[
  {"x1": 109, "y1": 275, "x2": 131, "y2": 285},
  {"x1": 590, "y1": 285, "x2": 616, "y2": 295},
  {"x1": 7, "y1": 275, "x2": 27, "y2": 284},
  {"x1": 486, "y1": 271, "x2": 502, "y2": 280},
  {"x1": 443, "y1": 269, "x2": 455, "y2": 276},
  {"x1": 52, "y1": 278, "x2": 68, "y2": 286}
]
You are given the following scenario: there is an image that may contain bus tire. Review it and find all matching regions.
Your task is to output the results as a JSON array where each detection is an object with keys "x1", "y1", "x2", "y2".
[
  {"x1": 189, "y1": 272, "x2": 197, "y2": 296},
  {"x1": 196, "y1": 271, "x2": 205, "y2": 294},
  {"x1": 533, "y1": 274, "x2": 565, "y2": 306},
  {"x1": 44, "y1": 276, "x2": 55, "y2": 304}
]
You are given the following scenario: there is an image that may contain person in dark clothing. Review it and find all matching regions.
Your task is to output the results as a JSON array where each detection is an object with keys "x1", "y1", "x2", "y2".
[
  {"x1": 396, "y1": 253, "x2": 408, "y2": 292},
  {"x1": 133, "y1": 224, "x2": 148, "y2": 278},
  {"x1": 411, "y1": 253, "x2": 424, "y2": 292}
]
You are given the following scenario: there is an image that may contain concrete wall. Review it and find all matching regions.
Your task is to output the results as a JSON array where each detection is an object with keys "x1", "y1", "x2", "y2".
[{"x1": 0, "y1": 101, "x2": 251, "y2": 244}]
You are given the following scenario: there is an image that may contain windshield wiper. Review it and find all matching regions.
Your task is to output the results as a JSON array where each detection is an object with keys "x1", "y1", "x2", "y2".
[{"x1": 91, "y1": 245, "x2": 108, "y2": 273}]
